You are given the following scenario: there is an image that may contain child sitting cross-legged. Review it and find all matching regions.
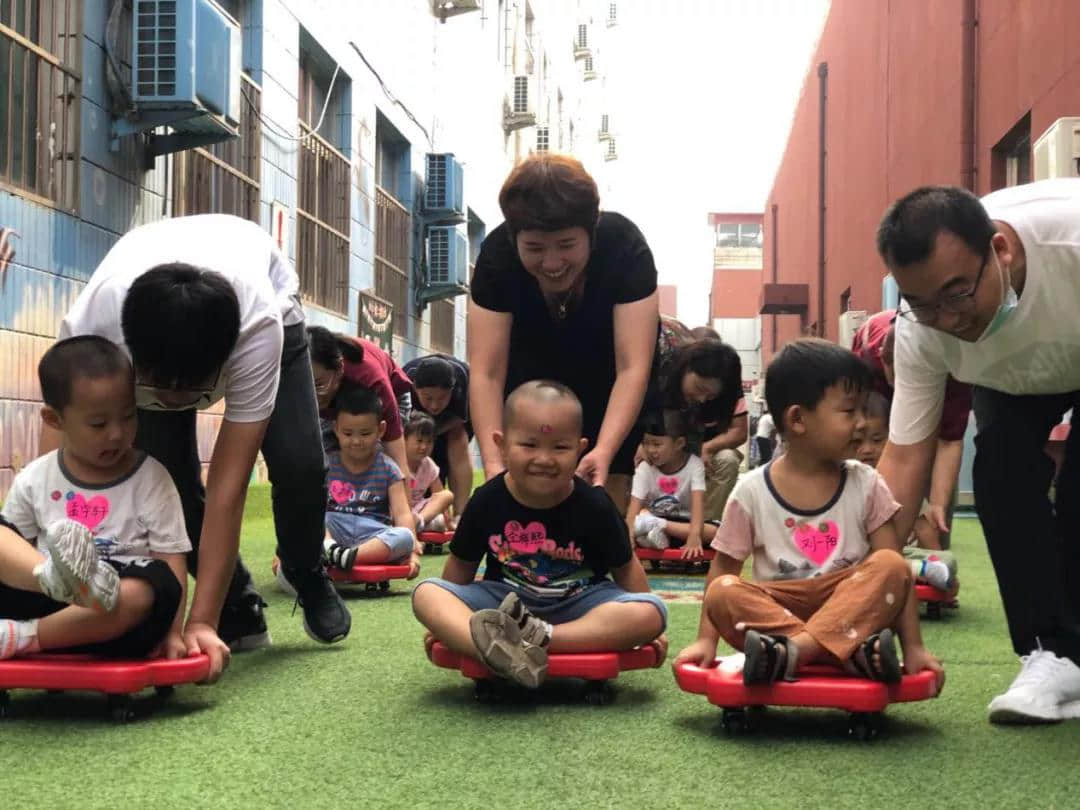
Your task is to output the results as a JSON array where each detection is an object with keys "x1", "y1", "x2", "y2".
[
  {"x1": 403, "y1": 412, "x2": 456, "y2": 534},
  {"x1": 674, "y1": 339, "x2": 944, "y2": 689},
  {"x1": 412, "y1": 380, "x2": 668, "y2": 688},
  {"x1": 626, "y1": 409, "x2": 716, "y2": 559},
  {"x1": 0, "y1": 336, "x2": 188, "y2": 660},
  {"x1": 322, "y1": 382, "x2": 420, "y2": 578}
]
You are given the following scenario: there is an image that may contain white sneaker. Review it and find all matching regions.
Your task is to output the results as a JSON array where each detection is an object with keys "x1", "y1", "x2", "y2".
[
  {"x1": 637, "y1": 526, "x2": 671, "y2": 550},
  {"x1": 633, "y1": 513, "x2": 667, "y2": 538},
  {"x1": 988, "y1": 648, "x2": 1080, "y2": 724},
  {"x1": 34, "y1": 520, "x2": 119, "y2": 613}
]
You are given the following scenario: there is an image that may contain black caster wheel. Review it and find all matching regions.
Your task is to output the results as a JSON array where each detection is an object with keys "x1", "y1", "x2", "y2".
[
  {"x1": 155, "y1": 685, "x2": 175, "y2": 699},
  {"x1": 378, "y1": 580, "x2": 390, "y2": 592},
  {"x1": 433, "y1": 545, "x2": 444, "y2": 555},
  {"x1": 108, "y1": 695, "x2": 135, "y2": 724},
  {"x1": 848, "y1": 712, "x2": 880, "y2": 741},
  {"x1": 424, "y1": 543, "x2": 435, "y2": 554},
  {"x1": 364, "y1": 583, "x2": 378, "y2": 594},
  {"x1": 0, "y1": 691, "x2": 10, "y2": 719},
  {"x1": 648, "y1": 560, "x2": 660, "y2": 572},
  {"x1": 46, "y1": 689, "x2": 64, "y2": 695},
  {"x1": 473, "y1": 679, "x2": 497, "y2": 703},
  {"x1": 721, "y1": 708, "x2": 750, "y2": 734},
  {"x1": 584, "y1": 682, "x2": 613, "y2": 706},
  {"x1": 926, "y1": 602, "x2": 942, "y2": 620}
]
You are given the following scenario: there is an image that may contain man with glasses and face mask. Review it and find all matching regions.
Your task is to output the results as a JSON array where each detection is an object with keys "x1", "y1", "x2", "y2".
[
  {"x1": 44, "y1": 215, "x2": 353, "y2": 683},
  {"x1": 876, "y1": 180, "x2": 1080, "y2": 725}
]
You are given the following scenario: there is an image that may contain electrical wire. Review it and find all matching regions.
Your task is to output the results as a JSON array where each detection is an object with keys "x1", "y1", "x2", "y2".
[
  {"x1": 349, "y1": 42, "x2": 432, "y2": 147},
  {"x1": 244, "y1": 63, "x2": 343, "y2": 144}
]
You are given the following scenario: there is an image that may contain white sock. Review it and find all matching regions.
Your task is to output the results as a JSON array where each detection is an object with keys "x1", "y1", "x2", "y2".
[
  {"x1": 634, "y1": 513, "x2": 667, "y2": 537},
  {"x1": 0, "y1": 618, "x2": 40, "y2": 659},
  {"x1": 913, "y1": 558, "x2": 951, "y2": 590}
]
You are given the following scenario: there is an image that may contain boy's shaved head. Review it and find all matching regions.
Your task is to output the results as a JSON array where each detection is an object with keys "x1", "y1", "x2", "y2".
[{"x1": 503, "y1": 379, "x2": 583, "y2": 435}]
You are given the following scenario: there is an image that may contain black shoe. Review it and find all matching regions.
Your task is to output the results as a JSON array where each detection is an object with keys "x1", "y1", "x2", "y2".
[
  {"x1": 324, "y1": 542, "x2": 359, "y2": 571},
  {"x1": 282, "y1": 565, "x2": 351, "y2": 644},
  {"x1": 218, "y1": 593, "x2": 272, "y2": 652}
]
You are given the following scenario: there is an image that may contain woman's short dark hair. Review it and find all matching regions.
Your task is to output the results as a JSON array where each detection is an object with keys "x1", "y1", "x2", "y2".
[
  {"x1": 334, "y1": 381, "x2": 382, "y2": 419},
  {"x1": 498, "y1": 154, "x2": 600, "y2": 241},
  {"x1": 39, "y1": 336, "x2": 133, "y2": 412},
  {"x1": 404, "y1": 410, "x2": 436, "y2": 440},
  {"x1": 121, "y1": 264, "x2": 240, "y2": 389},
  {"x1": 307, "y1": 326, "x2": 364, "y2": 369},
  {"x1": 876, "y1": 185, "x2": 996, "y2": 268},
  {"x1": 765, "y1": 339, "x2": 871, "y2": 435},
  {"x1": 409, "y1": 355, "x2": 455, "y2": 390},
  {"x1": 662, "y1": 339, "x2": 742, "y2": 434}
]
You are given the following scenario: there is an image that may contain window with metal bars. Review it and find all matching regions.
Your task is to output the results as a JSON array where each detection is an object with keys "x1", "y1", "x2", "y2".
[
  {"x1": 536, "y1": 126, "x2": 549, "y2": 153},
  {"x1": 0, "y1": 0, "x2": 81, "y2": 211},
  {"x1": 295, "y1": 39, "x2": 351, "y2": 315},
  {"x1": 512, "y1": 75, "x2": 529, "y2": 114},
  {"x1": 430, "y1": 299, "x2": 455, "y2": 355},
  {"x1": 609, "y1": 3, "x2": 617, "y2": 23},
  {"x1": 375, "y1": 115, "x2": 412, "y2": 338}
]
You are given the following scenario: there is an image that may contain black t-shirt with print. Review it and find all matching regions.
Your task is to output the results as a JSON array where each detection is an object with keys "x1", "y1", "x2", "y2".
[
  {"x1": 470, "y1": 212, "x2": 658, "y2": 450},
  {"x1": 449, "y1": 473, "x2": 633, "y2": 599}
]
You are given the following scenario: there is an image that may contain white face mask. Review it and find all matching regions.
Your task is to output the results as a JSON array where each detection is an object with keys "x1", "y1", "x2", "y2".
[{"x1": 975, "y1": 252, "x2": 1018, "y2": 342}]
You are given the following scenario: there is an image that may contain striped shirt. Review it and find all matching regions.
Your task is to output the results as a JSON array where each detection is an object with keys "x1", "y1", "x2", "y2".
[{"x1": 326, "y1": 450, "x2": 403, "y2": 525}]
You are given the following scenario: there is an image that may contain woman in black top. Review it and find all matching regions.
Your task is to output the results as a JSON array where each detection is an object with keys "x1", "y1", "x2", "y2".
[{"x1": 468, "y1": 155, "x2": 659, "y2": 513}]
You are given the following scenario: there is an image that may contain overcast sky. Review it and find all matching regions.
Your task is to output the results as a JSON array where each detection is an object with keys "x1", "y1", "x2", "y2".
[{"x1": 603, "y1": 0, "x2": 830, "y2": 325}]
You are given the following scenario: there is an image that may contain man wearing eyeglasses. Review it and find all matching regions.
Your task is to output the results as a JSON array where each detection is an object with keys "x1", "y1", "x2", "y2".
[
  {"x1": 876, "y1": 179, "x2": 1080, "y2": 725},
  {"x1": 45, "y1": 214, "x2": 353, "y2": 682}
]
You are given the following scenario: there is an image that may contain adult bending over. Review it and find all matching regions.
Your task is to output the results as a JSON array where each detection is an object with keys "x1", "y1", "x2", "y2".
[
  {"x1": 875, "y1": 181, "x2": 1080, "y2": 724},
  {"x1": 468, "y1": 155, "x2": 658, "y2": 512},
  {"x1": 44, "y1": 214, "x2": 351, "y2": 680}
]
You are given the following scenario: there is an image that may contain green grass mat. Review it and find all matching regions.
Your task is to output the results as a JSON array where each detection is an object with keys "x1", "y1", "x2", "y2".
[{"x1": 2, "y1": 486, "x2": 1075, "y2": 809}]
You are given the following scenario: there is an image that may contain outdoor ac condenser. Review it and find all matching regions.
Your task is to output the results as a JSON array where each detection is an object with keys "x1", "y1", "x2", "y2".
[{"x1": 1033, "y1": 117, "x2": 1080, "y2": 181}]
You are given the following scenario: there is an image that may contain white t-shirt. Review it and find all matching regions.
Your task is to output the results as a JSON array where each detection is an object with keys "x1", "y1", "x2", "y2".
[
  {"x1": 891, "y1": 179, "x2": 1080, "y2": 444},
  {"x1": 711, "y1": 460, "x2": 900, "y2": 581},
  {"x1": 1, "y1": 450, "x2": 191, "y2": 564},
  {"x1": 59, "y1": 214, "x2": 303, "y2": 423},
  {"x1": 631, "y1": 454, "x2": 706, "y2": 521},
  {"x1": 755, "y1": 413, "x2": 775, "y2": 439}
]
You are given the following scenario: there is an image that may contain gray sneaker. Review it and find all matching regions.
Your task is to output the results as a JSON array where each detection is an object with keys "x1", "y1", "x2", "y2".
[
  {"x1": 497, "y1": 591, "x2": 551, "y2": 648},
  {"x1": 469, "y1": 609, "x2": 548, "y2": 688},
  {"x1": 35, "y1": 520, "x2": 119, "y2": 613}
]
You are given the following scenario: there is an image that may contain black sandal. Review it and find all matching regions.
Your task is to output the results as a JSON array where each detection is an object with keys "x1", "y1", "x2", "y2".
[
  {"x1": 743, "y1": 630, "x2": 799, "y2": 685},
  {"x1": 851, "y1": 629, "x2": 901, "y2": 683}
]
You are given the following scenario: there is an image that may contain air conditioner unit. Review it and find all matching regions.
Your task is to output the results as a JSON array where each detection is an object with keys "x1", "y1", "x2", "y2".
[
  {"x1": 421, "y1": 226, "x2": 469, "y2": 303},
  {"x1": 604, "y1": 138, "x2": 617, "y2": 161},
  {"x1": 118, "y1": 0, "x2": 241, "y2": 155},
  {"x1": 424, "y1": 153, "x2": 465, "y2": 223},
  {"x1": 502, "y1": 75, "x2": 536, "y2": 132},
  {"x1": 583, "y1": 56, "x2": 597, "y2": 81},
  {"x1": 1033, "y1": 117, "x2": 1080, "y2": 180},
  {"x1": 598, "y1": 114, "x2": 611, "y2": 141},
  {"x1": 535, "y1": 126, "x2": 550, "y2": 153},
  {"x1": 838, "y1": 310, "x2": 868, "y2": 348},
  {"x1": 430, "y1": 0, "x2": 481, "y2": 22},
  {"x1": 574, "y1": 23, "x2": 590, "y2": 59}
]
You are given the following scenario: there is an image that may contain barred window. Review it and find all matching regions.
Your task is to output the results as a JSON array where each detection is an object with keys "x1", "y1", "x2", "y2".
[{"x1": 0, "y1": 0, "x2": 81, "y2": 211}]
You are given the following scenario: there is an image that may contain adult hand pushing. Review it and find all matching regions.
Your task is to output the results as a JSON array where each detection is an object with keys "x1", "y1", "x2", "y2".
[{"x1": 184, "y1": 620, "x2": 231, "y2": 683}]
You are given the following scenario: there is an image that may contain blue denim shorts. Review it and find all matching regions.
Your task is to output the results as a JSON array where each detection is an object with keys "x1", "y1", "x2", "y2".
[
  {"x1": 325, "y1": 512, "x2": 415, "y2": 561},
  {"x1": 418, "y1": 577, "x2": 667, "y2": 629}
]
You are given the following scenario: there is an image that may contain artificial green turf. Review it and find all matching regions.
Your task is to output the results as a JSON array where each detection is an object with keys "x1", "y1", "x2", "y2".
[{"x1": 3, "y1": 485, "x2": 1076, "y2": 809}]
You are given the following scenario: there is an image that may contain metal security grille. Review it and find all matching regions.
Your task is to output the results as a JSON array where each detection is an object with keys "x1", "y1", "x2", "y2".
[
  {"x1": 584, "y1": 55, "x2": 593, "y2": 73},
  {"x1": 430, "y1": 299, "x2": 454, "y2": 354},
  {"x1": 600, "y1": 114, "x2": 608, "y2": 133},
  {"x1": 0, "y1": 0, "x2": 81, "y2": 211},
  {"x1": 375, "y1": 184, "x2": 411, "y2": 337},
  {"x1": 576, "y1": 23, "x2": 587, "y2": 48},
  {"x1": 173, "y1": 74, "x2": 261, "y2": 222},
  {"x1": 513, "y1": 75, "x2": 528, "y2": 113},
  {"x1": 428, "y1": 227, "x2": 451, "y2": 285},
  {"x1": 134, "y1": 0, "x2": 177, "y2": 97},
  {"x1": 536, "y1": 126, "x2": 549, "y2": 152},
  {"x1": 425, "y1": 153, "x2": 447, "y2": 210},
  {"x1": 297, "y1": 119, "x2": 351, "y2": 314}
]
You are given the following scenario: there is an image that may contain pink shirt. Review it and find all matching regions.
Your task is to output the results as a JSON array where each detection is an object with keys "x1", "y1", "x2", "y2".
[
  {"x1": 408, "y1": 456, "x2": 441, "y2": 508},
  {"x1": 711, "y1": 460, "x2": 900, "y2": 581}
]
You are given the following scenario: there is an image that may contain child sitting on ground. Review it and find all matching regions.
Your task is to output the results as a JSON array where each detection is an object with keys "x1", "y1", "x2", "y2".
[
  {"x1": 674, "y1": 339, "x2": 943, "y2": 689},
  {"x1": 0, "y1": 336, "x2": 188, "y2": 659},
  {"x1": 412, "y1": 380, "x2": 668, "y2": 688},
  {"x1": 854, "y1": 391, "x2": 957, "y2": 592},
  {"x1": 403, "y1": 412, "x2": 455, "y2": 534},
  {"x1": 322, "y1": 382, "x2": 419, "y2": 577},
  {"x1": 626, "y1": 410, "x2": 716, "y2": 559}
]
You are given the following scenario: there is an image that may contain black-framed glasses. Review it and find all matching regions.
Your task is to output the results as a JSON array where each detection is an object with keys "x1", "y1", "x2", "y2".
[{"x1": 896, "y1": 242, "x2": 992, "y2": 324}]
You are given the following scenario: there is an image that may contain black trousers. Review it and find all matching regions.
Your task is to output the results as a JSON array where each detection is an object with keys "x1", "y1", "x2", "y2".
[
  {"x1": 135, "y1": 323, "x2": 327, "y2": 607},
  {"x1": 972, "y1": 385, "x2": 1080, "y2": 662}
]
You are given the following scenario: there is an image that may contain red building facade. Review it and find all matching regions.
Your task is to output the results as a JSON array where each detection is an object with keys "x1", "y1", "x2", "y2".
[{"x1": 762, "y1": 0, "x2": 1080, "y2": 362}]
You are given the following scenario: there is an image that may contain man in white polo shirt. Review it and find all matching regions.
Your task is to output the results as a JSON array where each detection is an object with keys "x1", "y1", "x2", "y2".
[
  {"x1": 876, "y1": 179, "x2": 1080, "y2": 724},
  {"x1": 47, "y1": 214, "x2": 353, "y2": 680}
]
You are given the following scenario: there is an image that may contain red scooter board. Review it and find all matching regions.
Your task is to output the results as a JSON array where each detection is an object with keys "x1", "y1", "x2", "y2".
[
  {"x1": 0, "y1": 653, "x2": 211, "y2": 722},
  {"x1": 328, "y1": 563, "x2": 412, "y2": 592},
  {"x1": 674, "y1": 659, "x2": 939, "y2": 738},
  {"x1": 429, "y1": 641, "x2": 659, "y2": 704},
  {"x1": 915, "y1": 583, "x2": 958, "y2": 619},
  {"x1": 635, "y1": 548, "x2": 716, "y2": 563},
  {"x1": 419, "y1": 531, "x2": 453, "y2": 554}
]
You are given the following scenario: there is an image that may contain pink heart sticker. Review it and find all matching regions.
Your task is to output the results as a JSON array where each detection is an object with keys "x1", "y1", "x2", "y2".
[
  {"x1": 329, "y1": 480, "x2": 356, "y2": 505},
  {"x1": 65, "y1": 493, "x2": 110, "y2": 531},
  {"x1": 791, "y1": 520, "x2": 840, "y2": 567},
  {"x1": 503, "y1": 520, "x2": 548, "y2": 554},
  {"x1": 658, "y1": 476, "x2": 679, "y2": 495}
]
